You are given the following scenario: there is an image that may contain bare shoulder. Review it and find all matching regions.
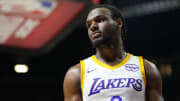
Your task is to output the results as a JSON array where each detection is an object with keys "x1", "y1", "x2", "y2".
[
  {"x1": 143, "y1": 59, "x2": 164, "y2": 101},
  {"x1": 143, "y1": 59, "x2": 161, "y2": 79},
  {"x1": 64, "y1": 63, "x2": 81, "y2": 84},
  {"x1": 65, "y1": 64, "x2": 81, "y2": 78},
  {"x1": 63, "y1": 64, "x2": 81, "y2": 96}
]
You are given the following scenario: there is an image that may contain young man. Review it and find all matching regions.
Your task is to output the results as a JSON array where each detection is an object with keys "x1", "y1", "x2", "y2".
[{"x1": 63, "y1": 4, "x2": 164, "y2": 101}]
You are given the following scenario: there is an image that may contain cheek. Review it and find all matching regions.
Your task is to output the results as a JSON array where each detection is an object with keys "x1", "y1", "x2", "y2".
[
  {"x1": 87, "y1": 30, "x2": 90, "y2": 36},
  {"x1": 99, "y1": 23, "x2": 109, "y2": 32},
  {"x1": 111, "y1": 21, "x2": 118, "y2": 30},
  {"x1": 101, "y1": 23, "x2": 116, "y2": 33},
  {"x1": 88, "y1": 30, "x2": 93, "y2": 39}
]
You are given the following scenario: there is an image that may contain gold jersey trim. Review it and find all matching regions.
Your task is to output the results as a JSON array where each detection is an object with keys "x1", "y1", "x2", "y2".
[
  {"x1": 91, "y1": 53, "x2": 131, "y2": 70},
  {"x1": 139, "y1": 56, "x2": 146, "y2": 86},
  {"x1": 80, "y1": 60, "x2": 85, "y2": 93}
]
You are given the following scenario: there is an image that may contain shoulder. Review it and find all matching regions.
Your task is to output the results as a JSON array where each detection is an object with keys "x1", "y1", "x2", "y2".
[
  {"x1": 143, "y1": 59, "x2": 161, "y2": 78},
  {"x1": 64, "y1": 57, "x2": 90, "y2": 80},
  {"x1": 63, "y1": 64, "x2": 83, "y2": 100},
  {"x1": 63, "y1": 64, "x2": 81, "y2": 94},
  {"x1": 68, "y1": 63, "x2": 81, "y2": 73},
  {"x1": 143, "y1": 58, "x2": 162, "y2": 90},
  {"x1": 64, "y1": 63, "x2": 81, "y2": 82},
  {"x1": 141, "y1": 58, "x2": 164, "y2": 101}
]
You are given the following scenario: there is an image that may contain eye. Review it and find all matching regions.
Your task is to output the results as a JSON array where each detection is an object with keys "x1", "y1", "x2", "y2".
[
  {"x1": 96, "y1": 16, "x2": 106, "y2": 23},
  {"x1": 96, "y1": 18, "x2": 104, "y2": 23},
  {"x1": 86, "y1": 23, "x2": 91, "y2": 28}
]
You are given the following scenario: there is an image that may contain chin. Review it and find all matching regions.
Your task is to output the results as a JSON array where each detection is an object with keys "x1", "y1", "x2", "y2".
[{"x1": 92, "y1": 38, "x2": 109, "y2": 48}]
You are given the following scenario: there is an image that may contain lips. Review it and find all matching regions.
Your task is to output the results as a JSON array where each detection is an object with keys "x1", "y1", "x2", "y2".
[{"x1": 91, "y1": 32, "x2": 101, "y2": 39}]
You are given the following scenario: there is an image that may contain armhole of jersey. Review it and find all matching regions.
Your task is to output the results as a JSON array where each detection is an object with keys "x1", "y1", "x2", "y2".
[
  {"x1": 138, "y1": 56, "x2": 146, "y2": 86},
  {"x1": 80, "y1": 60, "x2": 85, "y2": 93}
]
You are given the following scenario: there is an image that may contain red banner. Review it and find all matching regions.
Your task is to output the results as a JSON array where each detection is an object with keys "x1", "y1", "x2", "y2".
[{"x1": 0, "y1": 0, "x2": 86, "y2": 50}]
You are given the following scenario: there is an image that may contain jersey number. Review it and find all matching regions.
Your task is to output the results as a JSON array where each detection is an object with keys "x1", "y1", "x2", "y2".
[{"x1": 111, "y1": 96, "x2": 122, "y2": 101}]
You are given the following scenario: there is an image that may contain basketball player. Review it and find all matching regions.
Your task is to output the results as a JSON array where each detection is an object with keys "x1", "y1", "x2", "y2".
[{"x1": 63, "y1": 4, "x2": 164, "y2": 101}]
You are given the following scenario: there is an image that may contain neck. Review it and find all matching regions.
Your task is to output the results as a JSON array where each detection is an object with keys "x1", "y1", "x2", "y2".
[{"x1": 95, "y1": 38, "x2": 125, "y2": 62}]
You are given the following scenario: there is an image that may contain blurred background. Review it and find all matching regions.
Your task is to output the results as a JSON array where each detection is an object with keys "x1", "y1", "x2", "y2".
[{"x1": 0, "y1": 0, "x2": 180, "y2": 100}]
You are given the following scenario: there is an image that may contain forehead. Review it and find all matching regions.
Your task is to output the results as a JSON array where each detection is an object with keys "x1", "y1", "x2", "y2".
[{"x1": 86, "y1": 8, "x2": 112, "y2": 21}]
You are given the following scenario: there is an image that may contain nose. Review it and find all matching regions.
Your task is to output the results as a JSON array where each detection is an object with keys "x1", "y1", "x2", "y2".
[{"x1": 90, "y1": 21, "x2": 98, "y2": 32}]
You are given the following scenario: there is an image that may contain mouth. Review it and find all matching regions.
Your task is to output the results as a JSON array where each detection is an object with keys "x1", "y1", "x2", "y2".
[{"x1": 91, "y1": 32, "x2": 101, "y2": 39}]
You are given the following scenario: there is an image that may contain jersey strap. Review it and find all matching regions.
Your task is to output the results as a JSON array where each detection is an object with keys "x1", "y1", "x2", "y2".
[
  {"x1": 80, "y1": 60, "x2": 85, "y2": 93},
  {"x1": 139, "y1": 56, "x2": 146, "y2": 86}
]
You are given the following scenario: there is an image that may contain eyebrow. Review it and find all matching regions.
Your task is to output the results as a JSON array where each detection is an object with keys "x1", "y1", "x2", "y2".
[{"x1": 86, "y1": 15, "x2": 105, "y2": 25}]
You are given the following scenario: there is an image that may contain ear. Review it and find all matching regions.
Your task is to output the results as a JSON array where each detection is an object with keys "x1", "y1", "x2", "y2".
[{"x1": 116, "y1": 18, "x2": 123, "y2": 29}]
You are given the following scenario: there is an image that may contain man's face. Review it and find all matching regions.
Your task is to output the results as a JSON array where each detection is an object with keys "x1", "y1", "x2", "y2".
[{"x1": 86, "y1": 8, "x2": 119, "y2": 47}]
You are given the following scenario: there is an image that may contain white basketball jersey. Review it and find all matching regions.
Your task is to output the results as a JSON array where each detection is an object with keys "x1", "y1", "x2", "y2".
[{"x1": 80, "y1": 53, "x2": 146, "y2": 101}]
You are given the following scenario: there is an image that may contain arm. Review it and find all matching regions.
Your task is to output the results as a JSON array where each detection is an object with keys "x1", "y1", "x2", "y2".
[
  {"x1": 144, "y1": 59, "x2": 164, "y2": 101},
  {"x1": 63, "y1": 64, "x2": 82, "y2": 101}
]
